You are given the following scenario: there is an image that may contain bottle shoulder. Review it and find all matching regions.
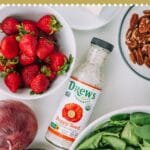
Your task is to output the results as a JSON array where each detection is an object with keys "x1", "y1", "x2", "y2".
[{"x1": 72, "y1": 63, "x2": 102, "y2": 88}]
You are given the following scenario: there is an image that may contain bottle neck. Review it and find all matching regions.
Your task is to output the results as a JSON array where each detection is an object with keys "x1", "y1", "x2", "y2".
[{"x1": 86, "y1": 44, "x2": 109, "y2": 67}]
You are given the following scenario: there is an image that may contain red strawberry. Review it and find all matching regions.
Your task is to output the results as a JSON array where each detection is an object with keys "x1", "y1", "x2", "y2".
[
  {"x1": 1, "y1": 17, "x2": 19, "y2": 35},
  {"x1": 20, "y1": 53, "x2": 35, "y2": 66},
  {"x1": 21, "y1": 64, "x2": 39, "y2": 87},
  {"x1": 37, "y1": 37, "x2": 55, "y2": 60},
  {"x1": 19, "y1": 34, "x2": 37, "y2": 57},
  {"x1": 43, "y1": 50, "x2": 56, "y2": 64},
  {"x1": 41, "y1": 65, "x2": 57, "y2": 82},
  {"x1": 5, "y1": 72, "x2": 21, "y2": 92},
  {"x1": 1, "y1": 35, "x2": 19, "y2": 59},
  {"x1": 31, "y1": 73, "x2": 49, "y2": 94},
  {"x1": 50, "y1": 52, "x2": 66, "y2": 72},
  {"x1": 37, "y1": 15, "x2": 62, "y2": 35},
  {"x1": 49, "y1": 52, "x2": 73, "y2": 74},
  {"x1": 18, "y1": 20, "x2": 39, "y2": 36},
  {"x1": 49, "y1": 71, "x2": 56, "y2": 82}
]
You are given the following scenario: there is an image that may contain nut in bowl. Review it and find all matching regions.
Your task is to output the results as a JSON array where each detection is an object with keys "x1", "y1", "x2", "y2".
[
  {"x1": 70, "y1": 106, "x2": 150, "y2": 150},
  {"x1": 0, "y1": 6, "x2": 76, "y2": 100},
  {"x1": 119, "y1": 6, "x2": 150, "y2": 80}
]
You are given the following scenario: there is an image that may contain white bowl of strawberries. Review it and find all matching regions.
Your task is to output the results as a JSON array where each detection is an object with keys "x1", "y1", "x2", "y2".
[{"x1": 0, "y1": 6, "x2": 76, "y2": 100}]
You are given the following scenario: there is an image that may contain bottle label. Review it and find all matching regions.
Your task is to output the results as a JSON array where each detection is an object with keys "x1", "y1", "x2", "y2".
[{"x1": 47, "y1": 76, "x2": 101, "y2": 142}]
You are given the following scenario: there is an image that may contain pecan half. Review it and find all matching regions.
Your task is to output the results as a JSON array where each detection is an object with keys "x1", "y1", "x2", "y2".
[
  {"x1": 129, "y1": 51, "x2": 137, "y2": 64},
  {"x1": 139, "y1": 17, "x2": 150, "y2": 33},
  {"x1": 144, "y1": 44, "x2": 150, "y2": 58},
  {"x1": 136, "y1": 48, "x2": 144, "y2": 65},
  {"x1": 143, "y1": 10, "x2": 150, "y2": 14},
  {"x1": 126, "y1": 39, "x2": 137, "y2": 49},
  {"x1": 143, "y1": 10, "x2": 150, "y2": 16},
  {"x1": 141, "y1": 44, "x2": 148, "y2": 56},
  {"x1": 131, "y1": 28, "x2": 140, "y2": 40},
  {"x1": 130, "y1": 13, "x2": 139, "y2": 29},
  {"x1": 126, "y1": 29, "x2": 133, "y2": 39}
]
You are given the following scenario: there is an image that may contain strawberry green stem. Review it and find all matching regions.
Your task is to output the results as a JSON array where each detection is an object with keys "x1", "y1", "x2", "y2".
[
  {"x1": 57, "y1": 54, "x2": 73, "y2": 75},
  {"x1": 51, "y1": 16, "x2": 62, "y2": 33}
]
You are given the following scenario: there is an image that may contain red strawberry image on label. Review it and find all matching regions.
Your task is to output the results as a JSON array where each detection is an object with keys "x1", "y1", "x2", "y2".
[{"x1": 62, "y1": 103, "x2": 83, "y2": 123}]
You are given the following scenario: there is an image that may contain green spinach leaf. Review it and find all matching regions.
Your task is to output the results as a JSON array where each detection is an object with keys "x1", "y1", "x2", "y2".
[
  {"x1": 130, "y1": 112, "x2": 150, "y2": 126},
  {"x1": 102, "y1": 135, "x2": 126, "y2": 150},
  {"x1": 133, "y1": 125, "x2": 150, "y2": 140},
  {"x1": 111, "y1": 113, "x2": 130, "y2": 121},
  {"x1": 121, "y1": 122, "x2": 139, "y2": 146}
]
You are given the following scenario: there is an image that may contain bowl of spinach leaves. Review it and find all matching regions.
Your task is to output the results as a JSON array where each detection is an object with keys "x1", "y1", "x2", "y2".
[{"x1": 70, "y1": 106, "x2": 150, "y2": 150}]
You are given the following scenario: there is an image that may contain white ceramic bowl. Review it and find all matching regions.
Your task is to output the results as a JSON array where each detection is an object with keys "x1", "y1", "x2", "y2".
[
  {"x1": 70, "y1": 106, "x2": 150, "y2": 150},
  {"x1": 53, "y1": 6, "x2": 122, "y2": 30},
  {"x1": 0, "y1": 6, "x2": 76, "y2": 100}
]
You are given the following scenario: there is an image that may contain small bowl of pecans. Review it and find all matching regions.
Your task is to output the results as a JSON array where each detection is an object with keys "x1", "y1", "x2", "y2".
[{"x1": 119, "y1": 6, "x2": 150, "y2": 80}]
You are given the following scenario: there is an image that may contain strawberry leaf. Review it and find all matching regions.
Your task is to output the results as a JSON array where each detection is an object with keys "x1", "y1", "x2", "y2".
[
  {"x1": 17, "y1": 24, "x2": 28, "y2": 35},
  {"x1": 41, "y1": 65, "x2": 51, "y2": 77},
  {"x1": 0, "y1": 71, "x2": 8, "y2": 78},
  {"x1": 30, "y1": 91, "x2": 36, "y2": 95},
  {"x1": 30, "y1": 90, "x2": 43, "y2": 95},
  {"x1": 16, "y1": 24, "x2": 28, "y2": 41},
  {"x1": 51, "y1": 16, "x2": 62, "y2": 34},
  {"x1": 16, "y1": 36, "x2": 21, "y2": 42},
  {"x1": 8, "y1": 57, "x2": 19, "y2": 65},
  {"x1": 0, "y1": 55, "x2": 7, "y2": 65}
]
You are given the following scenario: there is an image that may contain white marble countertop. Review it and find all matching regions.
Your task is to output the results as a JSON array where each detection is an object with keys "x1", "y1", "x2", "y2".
[{"x1": 1, "y1": 6, "x2": 150, "y2": 150}]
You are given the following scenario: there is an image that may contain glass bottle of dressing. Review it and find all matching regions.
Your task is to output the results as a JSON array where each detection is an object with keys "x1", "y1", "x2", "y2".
[{"x1": 45, "y1": 37, "x2": 114, "y2": 149}]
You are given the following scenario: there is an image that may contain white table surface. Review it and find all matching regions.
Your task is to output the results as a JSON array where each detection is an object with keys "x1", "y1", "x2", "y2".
[{"x1": 1, "y1": 6, "x2": 150, "y2": 149}]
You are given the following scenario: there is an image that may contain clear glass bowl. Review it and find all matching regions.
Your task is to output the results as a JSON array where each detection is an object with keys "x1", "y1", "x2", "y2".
[{"x1": 119, "y1": 6, "x2": 150, "y2": 80}]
